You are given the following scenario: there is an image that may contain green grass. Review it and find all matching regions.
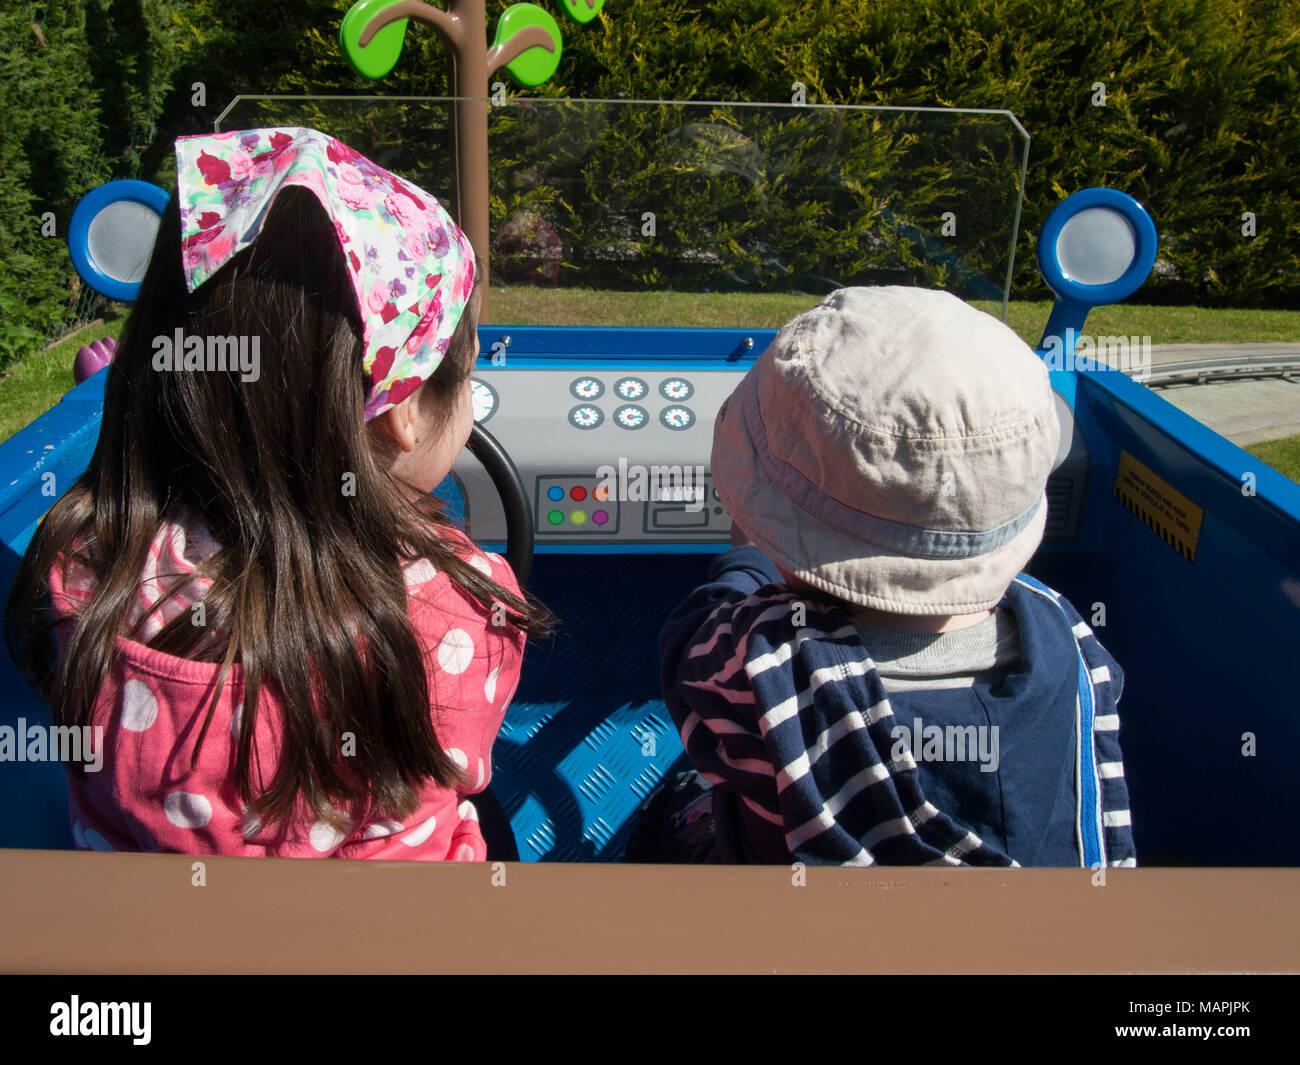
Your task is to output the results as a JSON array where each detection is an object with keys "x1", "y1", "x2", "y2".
[
  {"x1": 1246, "y1": 436, "x2": 1300, "y2": 483},
  {"x1": 489, "y1": 289, "x2": 1300, "y2": 346},
  {"x1": 3, "y1": 293, "x2": 1299, "y2": 444},
  {"x1": 0, "y1": 316, "x2": 126, "y2": 443}
]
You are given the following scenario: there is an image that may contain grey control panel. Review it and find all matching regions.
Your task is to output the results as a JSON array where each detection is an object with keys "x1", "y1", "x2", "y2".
[{"x1": 453, "y1": 368, "x2": 737, "y2": 544}]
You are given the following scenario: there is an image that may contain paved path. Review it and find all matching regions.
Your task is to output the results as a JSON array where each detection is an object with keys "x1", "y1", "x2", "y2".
[
  {"x1": 1155, "y1": 378, "x2": 1300, "y2": 446},
  {"x1": 1101, "y1": 343, "x2": 1300, "y2": 447},
  {"x1": 1145, "y1": 342, "x2": 1300, "y2": 366}
]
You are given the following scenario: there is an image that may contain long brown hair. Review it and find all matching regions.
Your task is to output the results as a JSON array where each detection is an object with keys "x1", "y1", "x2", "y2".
[{"x1": 6, "y1": 187, "x2": 551, "y2": 832}]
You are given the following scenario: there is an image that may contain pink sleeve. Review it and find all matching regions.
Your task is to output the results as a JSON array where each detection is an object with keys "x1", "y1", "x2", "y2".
[
  {"x1": 335, "y1": 802, "x2": 486, "y2": 862},
  {"x1": 407, "y1": 540, "x2": 527, "y2": 797},
  {"x1": 447, "y1": 805, "x2": 488, "y2": 862}
]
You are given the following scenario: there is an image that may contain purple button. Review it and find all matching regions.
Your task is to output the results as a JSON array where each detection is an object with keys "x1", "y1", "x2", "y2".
[{"x1": 592, "y1": 509, "x2": 609, "y2": 526}]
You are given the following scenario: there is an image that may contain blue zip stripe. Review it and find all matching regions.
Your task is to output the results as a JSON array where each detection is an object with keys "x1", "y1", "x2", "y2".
[
  {"x1": 1073, "y1": 646, "x2": 1103, "y2": 867},
  {"x1": 1013, "y1": 574, "x2": 1103, "y2": 867}
]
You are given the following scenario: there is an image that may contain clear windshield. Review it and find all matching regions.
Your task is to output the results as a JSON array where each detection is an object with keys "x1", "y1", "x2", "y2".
[{"x1": 214, "y1": 96, "x2": 1028, "y2": 323}]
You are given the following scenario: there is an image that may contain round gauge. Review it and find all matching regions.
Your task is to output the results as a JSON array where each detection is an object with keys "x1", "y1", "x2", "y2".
[
  {"x1": 471, "y1": 378, "x2": 498, "y2": 423},
  {"x1": 570, "y1": 377, "x2": 604, "y2": 400},
  {"x1": 614, "y1": 377, "x2": 648, "y2": 401},
  {"x1": 659, "y1": 405, "x2": 695, "y2": 431},
  {"x1": 568, "y1": 405, "x2": 604, "y2": 430},
  {"x1": 660, "y1": 377, "x2": 694, "y2": 401},
  {"x1": 614, "y1": 404, "x2": 648, "y2": 430}
]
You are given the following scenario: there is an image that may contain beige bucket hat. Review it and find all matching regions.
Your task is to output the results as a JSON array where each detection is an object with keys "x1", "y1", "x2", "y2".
[{"x1": 712, "y1": 286, "x2": 1061, "y2": 614}]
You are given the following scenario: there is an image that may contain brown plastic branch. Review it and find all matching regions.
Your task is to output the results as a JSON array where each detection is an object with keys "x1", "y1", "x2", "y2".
[
  {"x1": 360, "y1": 1, "x2": 462, "y2": 49},
  {"x1": 485, "y1": 25, "x2": 557, "y2": 75}
]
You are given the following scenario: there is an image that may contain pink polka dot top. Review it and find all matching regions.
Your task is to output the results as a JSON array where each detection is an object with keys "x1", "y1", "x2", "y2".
[{"x1": 46, "y1": 507, "x2": 526, "y2": 861}]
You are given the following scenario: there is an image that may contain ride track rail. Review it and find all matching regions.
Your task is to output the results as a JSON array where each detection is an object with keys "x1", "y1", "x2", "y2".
[{"x1": 1141, "y1": 355, "x2": 1300, "y2": 388}]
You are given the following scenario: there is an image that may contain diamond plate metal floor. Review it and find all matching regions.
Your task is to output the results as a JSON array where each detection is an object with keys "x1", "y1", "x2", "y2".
[{"x1": 491, "y1": 554, "x2": 705, "y2": 861}]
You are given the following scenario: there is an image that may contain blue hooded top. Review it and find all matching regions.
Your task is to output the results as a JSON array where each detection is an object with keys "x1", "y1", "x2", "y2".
[{"x1": 660, "y1": 547, "x2": 1137, "y2": 867}]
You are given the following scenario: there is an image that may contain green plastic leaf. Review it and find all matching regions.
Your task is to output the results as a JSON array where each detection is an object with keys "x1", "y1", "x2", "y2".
[
  {"x1": 340, "y1": 0, "x2": 409, "y2": 81},
  {"x1": 560, "y1": 0, "x2": 605, "y2": 25},
  {"x1": 494, "y1": 4, "x2": 562, "y2": 88}
]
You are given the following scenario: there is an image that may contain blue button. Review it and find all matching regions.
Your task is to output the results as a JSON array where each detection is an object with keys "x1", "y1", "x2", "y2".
[{"x1": 547, "y1": 485, "x2": 564, "y2": 501}]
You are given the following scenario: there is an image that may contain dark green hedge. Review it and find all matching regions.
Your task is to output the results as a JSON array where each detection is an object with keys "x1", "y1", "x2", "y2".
[
  {"x1": 0, "y1": 0, "x2": 181, "y2": 372},
  {"x1": 550, "y1": 0, "x2": 1299, "y2": 307},
  {"x1": 3, "y1": 0, "x2": 1297, "y2": 374}
]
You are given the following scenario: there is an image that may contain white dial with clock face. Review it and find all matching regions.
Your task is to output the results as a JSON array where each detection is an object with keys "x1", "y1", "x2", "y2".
[
  {"x1": 660, "y1": 405, "x2": 695, "y2": 430},
  {"x1": 615, "y1": 377, "x2": 648, "y2": 401},
  {"x1": 614, "y1": 405, "x2": 648, "y2": 430},
  {"x1": 660, "y1": 377, "x2": 693, "y2": 401},
  {"x1": 570, "y1": 377, "x2": 603, "y2": 400},
  {"x1": 471, "y1": 378, "x2": 498, "y2": 423},
  {"x1": 569, "y1": 405, "x2": 603, "y2": 430}
]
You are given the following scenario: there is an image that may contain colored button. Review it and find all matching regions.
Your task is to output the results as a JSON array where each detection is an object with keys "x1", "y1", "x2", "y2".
[
  {"x1": 547, "y1": 485, "x2": 564, "y2": 502},
  {"x1": 570, "y1": 485, "x2": 587, "y2": 502},
  {"x1": 593, "y1": 483, "x2": 610, "y2": 502},
  {"x1": 547, "y1": 509, "x2": 564, "y2": 525},
  {"x1": 570, "y1": 509, "x2": 587, "y2": 525},
  {"x1": 592, "y1": 509, "x2": 609, "y2": 526}
]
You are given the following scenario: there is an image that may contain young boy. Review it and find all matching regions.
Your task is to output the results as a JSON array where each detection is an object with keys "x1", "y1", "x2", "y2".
[{"x1": 634, "y1": 286, "x2": 1135, "y2": 867}]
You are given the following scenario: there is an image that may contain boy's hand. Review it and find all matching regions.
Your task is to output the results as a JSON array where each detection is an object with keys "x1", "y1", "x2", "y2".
[{"x1": 730, "y1": 522, "x2": 750, "y2": 548}]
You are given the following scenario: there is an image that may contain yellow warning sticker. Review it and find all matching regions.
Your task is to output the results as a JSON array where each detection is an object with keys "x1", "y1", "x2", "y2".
[{"x1": 1113, "y1": 450, "x2": 1203, "y2": 561}]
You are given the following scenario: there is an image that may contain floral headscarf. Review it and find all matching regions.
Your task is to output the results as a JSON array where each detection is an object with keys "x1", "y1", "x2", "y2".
[{"x1": 174, "y1": 127, "x2": 476, "y2": 420}]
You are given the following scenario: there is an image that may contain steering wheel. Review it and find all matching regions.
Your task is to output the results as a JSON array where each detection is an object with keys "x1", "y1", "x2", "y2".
[{"x1": 465, "y1": 421, "x2": 535, "y2": 587}]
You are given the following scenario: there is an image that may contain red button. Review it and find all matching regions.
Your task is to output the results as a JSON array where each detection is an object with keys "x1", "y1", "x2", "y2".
[{"x1": 570, "y1": 485, "x2": 587, "y2": 501}]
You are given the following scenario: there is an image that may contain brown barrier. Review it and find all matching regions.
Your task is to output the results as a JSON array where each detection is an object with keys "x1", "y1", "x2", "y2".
[{"x1": 0, "y1": 849, "x2": 1296, "y2": 973}]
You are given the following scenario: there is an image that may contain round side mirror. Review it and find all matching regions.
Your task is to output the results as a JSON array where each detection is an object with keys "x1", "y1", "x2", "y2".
[
  {"x1": 1038, "y1": 187, "x2": 1157, "y2": 307},
  {"x1": 68, "y1": 180, "x2": 170, "y2": 302}
]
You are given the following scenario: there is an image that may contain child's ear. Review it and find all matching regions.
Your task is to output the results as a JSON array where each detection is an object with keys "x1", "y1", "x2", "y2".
[{"x1": 371, "y1": 392, "x2": 420, "y2": 453}]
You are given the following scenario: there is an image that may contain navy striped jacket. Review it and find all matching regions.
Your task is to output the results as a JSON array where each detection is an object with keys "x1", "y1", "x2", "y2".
[{"x1": 660, "y1": 547, "x2": 1137, "y2": 867}]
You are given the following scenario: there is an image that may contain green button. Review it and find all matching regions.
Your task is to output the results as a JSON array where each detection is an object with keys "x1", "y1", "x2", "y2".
[
  {"x1": 547, "y1": 509, "x2": 564, "y2": 525},
  {"x1": 570, "y1": 509, "x2": 587, "y2": 525}
]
